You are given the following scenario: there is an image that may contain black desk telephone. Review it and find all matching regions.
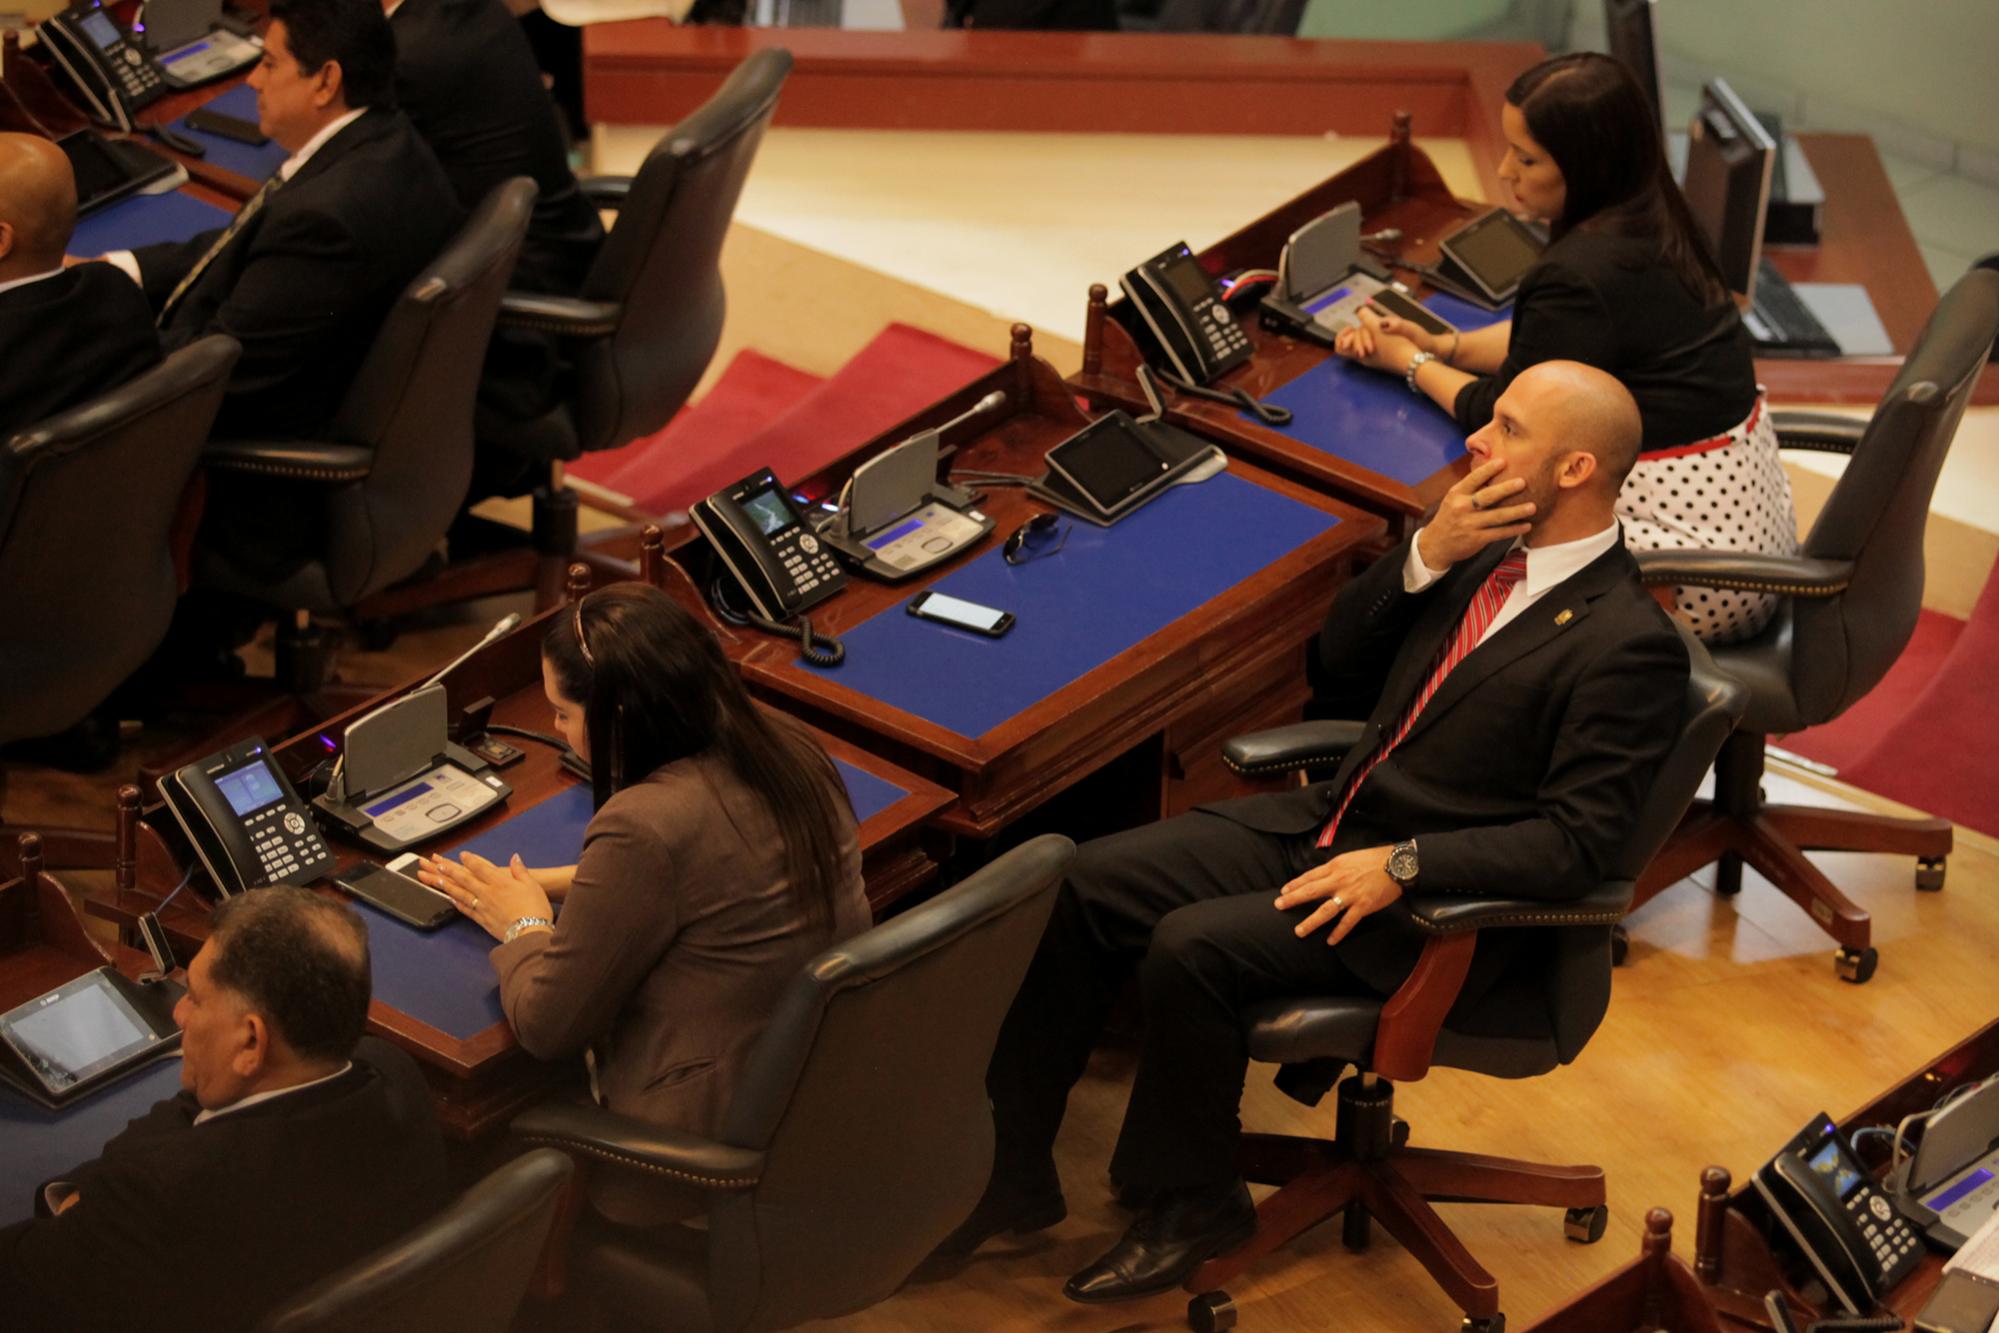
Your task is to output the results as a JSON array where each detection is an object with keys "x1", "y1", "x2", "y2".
[
  {"x1": 40, "y1": 3, "x2": 170, "y2": 130},
  {"x1": 1754, "y1": 1113, "x2": 1925, "y2": 1315},
  {"x1": 159, "y1": 738, "x2": 337, "y2": 897},
  {"x1": 692, "y1": 467, "x2": 848, "y2": 666},
  {"x1": 1120, "y1": 242, "x2": 1254, "y2": 386}
]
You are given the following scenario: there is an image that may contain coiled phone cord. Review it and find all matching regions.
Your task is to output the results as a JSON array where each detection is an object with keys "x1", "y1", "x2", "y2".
[
  {"x1": 708, "y1": 577, "x2": 846, "y2": 668},
  {"x1": 1145, "y1": 364, "x2": 1293, "y2": 428}
]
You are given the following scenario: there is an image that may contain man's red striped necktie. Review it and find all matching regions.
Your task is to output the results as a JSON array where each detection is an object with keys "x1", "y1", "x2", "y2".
[{"x1": 1317, "y1": 550, "x2": 1530, "y2": 849}]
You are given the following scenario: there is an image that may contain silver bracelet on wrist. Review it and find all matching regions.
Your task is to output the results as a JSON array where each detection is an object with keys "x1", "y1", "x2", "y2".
[
  {"x1": 503, "y1": 916, "x2": 554, "y2": 945},
  {"x1": 1405, "y1": 351, "x2": 1436, "y2": 396}
]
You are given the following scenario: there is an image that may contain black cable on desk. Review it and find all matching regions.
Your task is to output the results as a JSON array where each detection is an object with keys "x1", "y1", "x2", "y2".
[
  {"x1": 482, "y1": 724, "x2": 571, "y2": 752},
  {"x1": 708, "y1": 577, "x2": 845, "y2": 668}
]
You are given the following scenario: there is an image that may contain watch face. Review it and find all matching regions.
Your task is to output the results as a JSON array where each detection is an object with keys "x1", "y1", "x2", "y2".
[{"x1": 1388, "y1": 843, "x2": 1418, "y2": 883}]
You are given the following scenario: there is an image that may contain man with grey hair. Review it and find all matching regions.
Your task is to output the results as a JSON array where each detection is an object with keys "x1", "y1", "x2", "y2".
[{"x1": 0, "y1": 889, "x2": 447, "y2": 1332}]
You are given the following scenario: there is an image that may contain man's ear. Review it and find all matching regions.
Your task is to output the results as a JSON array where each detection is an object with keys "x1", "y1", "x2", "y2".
[
  {"x1": 1556, "y1": 449, "x2": 1599, "y2": 490},
  {"x1": 0, "y1": 220, "x2": 15, "y2": 263},
  {"x1": 231, "y1": 1011, "x2": 271, "y2": 1081},
  {"x1": 313, "y1": 59, "x2": 347, "y2": 110}
]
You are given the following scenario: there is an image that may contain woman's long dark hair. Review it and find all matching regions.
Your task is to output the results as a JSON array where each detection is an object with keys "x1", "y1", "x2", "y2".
[
  {"x1": 544, "y1": 585, "x2": 854, "y2": 923},
  {"x1": 1507, "y1": 52, "x2": 1731, "y2": 309}
]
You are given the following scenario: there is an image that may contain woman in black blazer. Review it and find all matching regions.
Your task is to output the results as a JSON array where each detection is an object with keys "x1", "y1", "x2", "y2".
[{"x1": 1336, "y1": 53, "x2": 1797, "y2": 642}]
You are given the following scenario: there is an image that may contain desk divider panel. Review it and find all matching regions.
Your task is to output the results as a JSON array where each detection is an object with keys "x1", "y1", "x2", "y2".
[
  {"x1": 1250, "y1": 292, "x2": 1509, "y2": 487},
  {"x1": 70, "y1": 190, "x2": 231, "y2": 257},
  {"x1": 356, "y1": 763, "x2": 909, "y2": 1041},
  {"x1": 0, "y1": 1057, "x2": 184, "y2": 1227},
  {"x1": 812, "y1": 471, "x2": 1340, "y2": 740}
]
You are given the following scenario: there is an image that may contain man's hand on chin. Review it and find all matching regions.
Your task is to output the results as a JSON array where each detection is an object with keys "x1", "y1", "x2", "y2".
[{"x1": 1275, "y1": 847, "x2": 1402, "y2": 948}]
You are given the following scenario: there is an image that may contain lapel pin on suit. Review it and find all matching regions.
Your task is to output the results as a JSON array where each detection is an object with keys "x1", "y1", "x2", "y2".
[{"x1": 1554, "y1": 608, "x2": 1575, "y2": 626}]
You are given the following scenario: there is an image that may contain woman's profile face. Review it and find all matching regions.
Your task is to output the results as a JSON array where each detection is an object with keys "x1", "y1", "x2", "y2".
[
  {"x1": 542, "y1": 654, "x2": 590, "y2": 762},
  {"x1": 1498, "y1": 102, "x2": 1568, "y2": 223}
]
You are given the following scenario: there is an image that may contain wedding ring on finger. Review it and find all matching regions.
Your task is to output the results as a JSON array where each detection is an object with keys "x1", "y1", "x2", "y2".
[
  {"x1": 1332, "y1": 895, "x2": 1344, "y2": 910},
  {"x1": 470, "y1": 895, "x2": 480, "y2": 910}
]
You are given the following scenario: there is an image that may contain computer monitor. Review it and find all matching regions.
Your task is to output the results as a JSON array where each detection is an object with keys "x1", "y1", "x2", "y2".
[
  {"x1": 1603, "y1": 0, "x2": 1665, "y2": 134},
  {"x1": 1680, "y1": 78, "x2": 1775, "y2": 299}
]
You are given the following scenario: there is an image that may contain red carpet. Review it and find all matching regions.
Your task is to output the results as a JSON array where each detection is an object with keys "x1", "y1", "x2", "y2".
[
  {"x1": 1779, "y1": 559, "x2": 1999, "y2": 837},
  {"x1": 569, "y1": 324, "x2": 1001, "y2": 516}
]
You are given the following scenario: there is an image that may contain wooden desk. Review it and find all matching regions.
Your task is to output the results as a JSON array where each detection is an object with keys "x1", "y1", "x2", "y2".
[
  {"x1": 96, "y1": 588, "x2": 954, "y2": 1140},
  {"x1": 1689, "y1": 1016, "x2": 1999, "y2": 1328},
  {"x1": 661, "y1": 327, "x2": 1382, "y2": 841},
  {"x1": 1071, "y1": 127, "x2": 1482, "y2": 535}
]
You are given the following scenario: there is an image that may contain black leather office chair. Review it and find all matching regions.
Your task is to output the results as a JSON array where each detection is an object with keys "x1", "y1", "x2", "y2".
[
  {"x1": 1629, "y1": 268, "x2": 1999, "y2": 984},
  {"x1": 1149, "y1": 0, "x2": 1303, "y2": 33},
  {"x1": 254, "y1": 1148, "x2": 572, "y2": 1333},
  {"x1": 1180, "y1": 630, "x2": 1745, "y2": 1333},
  {"x1": 193, "y1": 179, "x2": 536, "y2": 691},
  {"x1": 511, "y1": 833, "x2": 1073, "y2": 1332},
  {"x1": 0, "y1": 336, "x2": 238, "y2": 753},
  {"x1": 456, "y1": 48, "x2": 793, "y2": 605}
]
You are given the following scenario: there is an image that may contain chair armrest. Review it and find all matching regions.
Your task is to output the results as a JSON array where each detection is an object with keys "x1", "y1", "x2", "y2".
[
  {"x1": 1405, "y1": 881, "x2": 1634, "y2": 934},
  {"x1": 496, "y1": 291, "x2": 624, "y2": 338},
  {"x1": 1772, "y1": 410, "x2": 1867, "y2": 453},
  {"x1": 1635, "y1": 549, "x2": 1855, "y2": 599},
  {"x1": 202, "y1": 439, "x2": 373, "y2": 483},
  {"x1": 512, "y1": 1100, "x2": 765, "y2": 1193},
  {"x1": 1222, "y1": 720, "x2": 1367, "y2": 777},
  {"x1": 578, "y1": 175, "x2": 632, "y2": 209}
]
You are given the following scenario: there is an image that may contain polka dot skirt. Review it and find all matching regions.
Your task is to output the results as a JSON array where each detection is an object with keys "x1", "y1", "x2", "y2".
[{"x1": 1618, "y1": 393, "x2": 1799, "y2": 645}]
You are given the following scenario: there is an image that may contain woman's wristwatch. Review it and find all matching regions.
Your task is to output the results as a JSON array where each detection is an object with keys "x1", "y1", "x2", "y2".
[
  {"x1": 1405, "y1": 351, "x2": 1436, "y2": 395},
  {"x1": 503, "y1": 916, "x2": 554, "y2": 945}
]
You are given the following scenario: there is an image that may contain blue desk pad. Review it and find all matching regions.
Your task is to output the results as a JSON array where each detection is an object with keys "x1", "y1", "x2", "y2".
[
  {"x1": 0, "y1": 1057, "x2": 184, "y2": 1226},
  {"x1": 817, "y1": 472, "x2": 1340, "y2": 740},
  {"x1": 358, "y1": 761, "x2": 908, "y2": 1042},
  {"x1": 70, "y1": 190, "x2": 229, "y2": 257},
  {"x1": 1249, "y1": 291, "x2": 1511, "y2": 488},
  {"x1": 169, "y1": 85, "x2": 288, "y2": 182}
]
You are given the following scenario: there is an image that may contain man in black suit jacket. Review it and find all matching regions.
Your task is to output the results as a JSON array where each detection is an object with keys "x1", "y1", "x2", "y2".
[
  {"x1": 389, "y1": 0, "x2": 603, "y2": 437},
  {"x1": 939, "y1": 361, "x2": 1690, "y2": 1303},
  {"x1": 0, "y1": 890, "x2": 448, "y2": 1333},
  {"x1": 0, "y1": 133, "x2": 160, "y2": 439}
]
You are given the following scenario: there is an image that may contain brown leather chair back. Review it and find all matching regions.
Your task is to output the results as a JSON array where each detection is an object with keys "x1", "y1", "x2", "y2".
[
  {"x1": 0, "y1": 335, "x2": 238, "y2": 743},
  {"x1": 254, "y1": 1148, "x2": 572, "y2": 1333},
  {"x1": 569, "y1": 48, "x2": 792, "y2": 456},
  {"x1": 1787, "y1": 269, "x2": 1999, "y2": 722}
]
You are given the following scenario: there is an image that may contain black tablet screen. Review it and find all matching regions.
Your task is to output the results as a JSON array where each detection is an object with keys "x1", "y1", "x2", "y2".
[
  {"x1": 1447, "y1": 213, "x2": 1543, "y2": 295},
  {"x1": 0, "y1": 971, "x2": 166, "y2": 1094},
  {"x1": 1050, "y1": 418, "x2": 1171, "y2": 511}
]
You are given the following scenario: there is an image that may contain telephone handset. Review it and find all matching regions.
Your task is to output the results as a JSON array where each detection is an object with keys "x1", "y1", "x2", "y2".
[
  {"x1": 159, "y1": 737, "x2": 338, "y2": 897},
  {"x1": 692, "y1": 467, "x2": 848, "y2": 666},
  {"x1": 1119, "y1": 242, "x2": 1254, "y2": 387},
  {"x1": 40, "y1": 3, "x2": 170, "y2": 131},
  {"x1": 1753, "y1": 1114, "x2": 1925, "y2": 1315}
]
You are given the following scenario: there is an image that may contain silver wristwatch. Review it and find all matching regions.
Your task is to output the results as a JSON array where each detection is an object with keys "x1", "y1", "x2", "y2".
[
  {"x1": 1385, "y1": 839, "x2": 1420, "y2": 888},
  {"x1": 1405, "y1": 351, "x2": 1436, "y2": 395},
  {"x1": 503, "y1": 916, "x2": 554, "y2": 945}
]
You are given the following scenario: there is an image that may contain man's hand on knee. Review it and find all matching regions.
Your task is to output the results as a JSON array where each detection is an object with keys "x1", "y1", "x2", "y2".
[{"x1": 1274, "y1": 847, "x2": 1401, "y2": 946}]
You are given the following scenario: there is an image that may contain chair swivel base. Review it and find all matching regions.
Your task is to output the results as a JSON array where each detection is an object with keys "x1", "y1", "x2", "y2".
[
  {"x1": 1633, "y1": 735, "x2": 1951, "y2": 984},
  {"x1": 1183, "y1": 1074, "x2": 1607, "y2": 1332}
]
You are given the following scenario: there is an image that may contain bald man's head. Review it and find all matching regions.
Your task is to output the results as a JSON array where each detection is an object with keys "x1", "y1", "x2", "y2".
[
  {"x1": 1513, "y1": 360, "x2": 1643, "y2": 491},
  {"x1": 0, "y1": 134, "x2": 78, "y2": 276}
]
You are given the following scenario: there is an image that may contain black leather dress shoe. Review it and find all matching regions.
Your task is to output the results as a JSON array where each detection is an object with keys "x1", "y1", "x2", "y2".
[
  {"x1": 1063, "y1": 1180, "x2": 1256, "y2": 1303},
  {"x1": 927, "y1": 1174, "x2": 1066, "y2": 1261}
]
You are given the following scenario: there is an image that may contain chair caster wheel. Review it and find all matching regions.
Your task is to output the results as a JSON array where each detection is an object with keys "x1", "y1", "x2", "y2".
[
  {"x1": 1461, "y1": 1315, "x2": 1505, "y2": 1333},
  {"x1": 1916, "y1": 857, "x2": 1946, "y2": 892},
  {"x1": 1392, "y1": 1116, "x2": 1411, "y2": 1149},
  {"x1": 1564, "y1": 1204, "x2": 1609, "y2": 1244},
  {"x1": 1609, "y1": 925, "x2": 1629, "y2": 966},
  {"x1": 1188, "y1": 1291, "x2": 1236, "y2": 1332},
  {"x1": 1835, "y1": 946, "x2": 1878, "y2": 984}
]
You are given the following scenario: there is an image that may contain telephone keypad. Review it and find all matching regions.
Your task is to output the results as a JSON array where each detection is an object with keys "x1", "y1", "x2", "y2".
[
  {"x1": 771, "y1": 526, "x2": 844, "y2": 612},
  {"x1": 243, "y1": 801, "x2": 332, "y2": 886},
  {"x1": 1198, "y1": 298, "x2": 1252, "y2": 366},
  {"x1": 1843, "y1": 1182, "x2": 1922, "y2": 1284}
]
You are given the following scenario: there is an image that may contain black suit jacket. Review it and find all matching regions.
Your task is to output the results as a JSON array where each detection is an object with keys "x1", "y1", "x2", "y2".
[
  {"x1": 1205, "y1": 531, "x2": 1689, "y2": 1004},
  {"x1": 392, "y1": 0, "x2": 602, "y2": 298},
  {"x1": 0, "y1": 266, "x2": 162, "y2": 440},
  {"x1": 134, "y1": 108, "x2": 463, "y2": 441},
  {"x1": 0, "y1": 1038, "x2": 448, "y2": 1333}
]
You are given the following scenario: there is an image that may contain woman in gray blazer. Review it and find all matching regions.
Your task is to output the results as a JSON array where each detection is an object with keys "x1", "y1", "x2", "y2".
[{"x1": 419, "y1": 585, "x2": 869, "y2": 1224}]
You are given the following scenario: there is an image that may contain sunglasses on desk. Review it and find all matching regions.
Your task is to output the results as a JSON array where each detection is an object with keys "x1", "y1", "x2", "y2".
[{"x1": 1003, "y1": 512, "x2": 1068, "y2": 566}]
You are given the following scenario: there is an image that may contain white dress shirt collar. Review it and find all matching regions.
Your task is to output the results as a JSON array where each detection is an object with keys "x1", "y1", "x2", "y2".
[
  {"x1": 1516, "y1": 519, "x2": 1621, "y2": 599},
  {"x1": 279, "y1": 107, "x2": 368, "y2": 183},
  {"x1": 192, "y1": 1061, "x2": 353, "y2": 1126},
  {"x1": 0, "y1": 266, "x2": 68, "y2": 299}
]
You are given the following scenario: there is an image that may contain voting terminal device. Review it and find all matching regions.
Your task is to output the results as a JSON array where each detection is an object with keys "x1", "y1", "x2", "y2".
[
  {"x1": 140, "y1": 0, "x2": 262, "y2": 88},
  {"x1": 313, "y1": 684, "x2": 511, "y2": 854},
  {"x1": 1261, "y1": 201, "x2": 1457, "y2": 347},
  {"x1": 0, "y1": 967, "x2": 182, "y2": 1108},
  {"x1": 819, "y1": 391, "x2": 1007, "y2": 581},
  {"x1": 1890, "y1": 1077, "x2": 1999, "y2": 1251}
]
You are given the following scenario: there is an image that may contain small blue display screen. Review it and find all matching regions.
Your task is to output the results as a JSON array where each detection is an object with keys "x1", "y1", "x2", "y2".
[
  {"x1": 1925, "y1": 1166, "x2": 1994, "y2": 1212},
  {"x1": 168, "y1": 40, "x2": 212, "y2": 59},
  {"x1": 215, "y1": 763, "x2": 284, "y2": 817},
  {"x1": 1304, "y1": 285, "x2": 1355, "y2": 315},
  {"x1": 1806, "y1": 1138, "x2": 1863, "y2": 1199},
  {"x1": 364, "y1": 782, "x2": 434, "y2": 818},
  {"x1": 866, "y1": 517, "x2": 926, "y2": 550},
  {"x1": 79, "y1": 10, "x2": 122, "y2": 47}
]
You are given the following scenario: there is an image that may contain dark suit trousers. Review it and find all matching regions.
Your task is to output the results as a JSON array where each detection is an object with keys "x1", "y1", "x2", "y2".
[{"x1": 987, "y1": 809, "x2": 1384, "y2": 1197}]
